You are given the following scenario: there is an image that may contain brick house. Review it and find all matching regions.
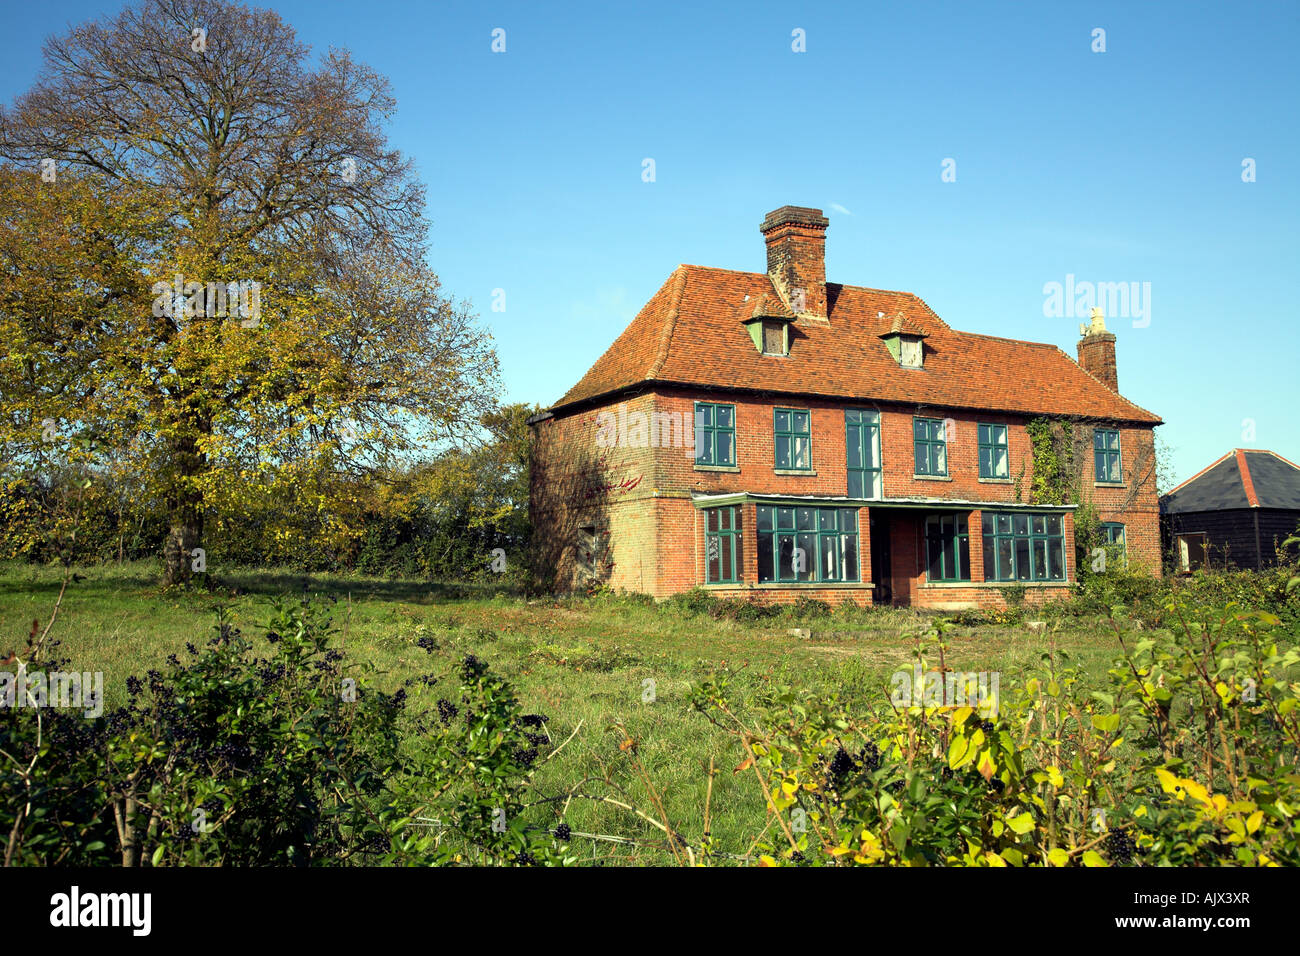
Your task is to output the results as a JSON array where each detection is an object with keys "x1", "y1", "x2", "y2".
[{"x1": 529, "y1": 206, "x2": 1162, "y2": 608}]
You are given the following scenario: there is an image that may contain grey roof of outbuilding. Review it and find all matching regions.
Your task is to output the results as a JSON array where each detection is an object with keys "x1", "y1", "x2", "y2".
[{"x1": 1161, "y1": 449, "x2": 1300, "y2": 514}]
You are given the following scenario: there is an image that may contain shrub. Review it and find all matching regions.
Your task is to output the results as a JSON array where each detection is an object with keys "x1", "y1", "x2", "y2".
[
  {"x1": 692, "y1": 603, "x2": 1300, "y2": 866},
  {"x1": 0, "y1": 599, "x2": 567, "y2": 866}
]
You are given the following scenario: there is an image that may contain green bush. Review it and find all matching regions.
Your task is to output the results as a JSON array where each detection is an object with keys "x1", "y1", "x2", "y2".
[
  {"x1": 692, "y1": 602, "x2": 1300, "y2": 866},
  {"x1": 1, "y1": 599, "x2": 568, "y2": 866}
]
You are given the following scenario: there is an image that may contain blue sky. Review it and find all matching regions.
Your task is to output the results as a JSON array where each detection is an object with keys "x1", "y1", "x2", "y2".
[{"x1": 3, "y1": 0, "x2": 1297, "y2": 486}]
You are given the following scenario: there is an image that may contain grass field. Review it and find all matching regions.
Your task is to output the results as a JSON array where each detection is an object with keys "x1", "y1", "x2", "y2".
[{"x1": 1, "y1": 560, "x2": 1142, "y2": 863}]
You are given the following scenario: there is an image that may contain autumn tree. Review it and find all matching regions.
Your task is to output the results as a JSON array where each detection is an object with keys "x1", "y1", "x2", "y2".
[{"x1": 0, "y1": 0, "x2": 499, "y2": 584}]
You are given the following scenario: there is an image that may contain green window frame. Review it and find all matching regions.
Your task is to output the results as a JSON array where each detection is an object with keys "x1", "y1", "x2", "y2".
[
  {"x1": 925, "y1": 514, "x2": 971, "y2": 582},
  {"x1": 756, "y1": 505, "x2": 859, "y2": 583},
  {"x1": 977, "y1": 423, "x2": 1009, "y2": 479},
  {"x1": 914, "y1": 417, "x2": 947, "y2": 476},
  {"x1": 981, "y1": 512, "x2": 1068, "y2": 583},
  {"x1": 845, "y1": 409, "x2": 882, "y2": 499},
  {"x1": 1099, "y1": 522, "x2": 1127, "y2": 567},
  {"x1": 1094, "y1": 429, "x2": 1122, "y2": 482},
  {"x1": 774, "y1": 408, "x2": 812, "y2": 471},
  {"x1": 704, "y1": 505, "x2": 743, "y2": 583},
  {"x1": 695, "y1": 402, "x2": 736, "y2": 466}
]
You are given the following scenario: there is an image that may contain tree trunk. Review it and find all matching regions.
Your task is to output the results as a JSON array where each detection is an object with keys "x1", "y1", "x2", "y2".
[{"x1": 162, "y1": 433, "x2": 205, "y2": 587}]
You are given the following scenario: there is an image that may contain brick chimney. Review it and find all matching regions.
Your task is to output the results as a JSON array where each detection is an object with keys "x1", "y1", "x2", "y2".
[
  {"x1": 1077, "y1": 307, "x2": 1118, "y2": 391},
  {"x1": 760, "y1": 206, "x2": 829, "y2": 321}
]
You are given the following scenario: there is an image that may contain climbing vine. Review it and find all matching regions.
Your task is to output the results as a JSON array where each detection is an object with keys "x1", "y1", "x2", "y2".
[{"x1": 1025, "y1": 418, "x2": 1076, "y2": 506}]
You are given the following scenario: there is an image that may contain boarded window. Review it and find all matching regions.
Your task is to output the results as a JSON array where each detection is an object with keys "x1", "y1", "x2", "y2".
[
  {"x1": 762, "y1": 321, "x2": 784, "y2": 355},
  {"x1": 899, "y1": 337, "x2": 923, "y2": 367}
]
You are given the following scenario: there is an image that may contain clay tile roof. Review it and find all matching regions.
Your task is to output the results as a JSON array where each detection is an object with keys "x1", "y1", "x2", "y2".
[
  {"x1": 553, "y1": 264, "x2": 1162, "y2": 424},
  {"x1": 1162, "y1": 449, "x2": 1300, "y2": 513},
  {"x1": 736, "y1": 292, "x2": 796, "y2": 323},
  {"x1": 881, "y1": 310, "x2": 929, "y2": 338}
]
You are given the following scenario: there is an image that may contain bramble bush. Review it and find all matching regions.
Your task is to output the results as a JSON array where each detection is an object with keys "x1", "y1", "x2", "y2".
[{"x1": 691, "y1": 599, "x2": 1300, "y2": 866}]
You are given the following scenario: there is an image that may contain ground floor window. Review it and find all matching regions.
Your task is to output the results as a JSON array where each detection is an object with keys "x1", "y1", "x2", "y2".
[
  {"x1": 704, "y1": 505, "x2": 742, "y2": 583},
  {"x1": 1099, "y1": 522, "x2": 1127, "y2": 567},
  {"x1": 925, "y1": 514, "x2": 971, "y2": 581},
  {"x1": 756, "y1": 505, "x2": 859, "y2": 583},
  {"x1": 982, "y1": 512, "x2": 1067, "y2": 582}
]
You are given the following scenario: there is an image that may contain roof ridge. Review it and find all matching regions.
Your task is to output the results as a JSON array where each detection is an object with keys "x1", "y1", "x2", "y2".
[
  {"x1": 1236, "y1": 449, "x2": 1261, "y2": 508},
  {"x1": 1163, "y1": 450, "x2": 1235, "y2": 499},
  {"x1": 648, "y1": 266, "x2": 689, "y2": 379}
]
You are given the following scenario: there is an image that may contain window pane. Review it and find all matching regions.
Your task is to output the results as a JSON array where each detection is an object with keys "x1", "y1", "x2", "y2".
[
  {"x1": 982, "y1": 513, "x2": 993, "y2": 535},
  {"x1": 915, "y1": 444, "x2": 928, "y2": 474},
  {"x1": 695, "y1": 428, "x2": 711, "y2": 463},
  {"x1": 775, "y1": 410, "x2": 790, "y2": 432},
  {"x1": 796, "y1": 507, "x2": 815, "y2": 530},
  {"x1": 697, "y1": 404, "x2": 712, "y2": 428},
  {"x1": 716, "y1": 405, "x2": 733, "y2": 428},
  {"x1": 777, "y1": 507, "x2": 794, "y2": 529},
  {"x1": 993, "y1": 448, "x2": 1007, "y2": 477},
  {"x1": 1032, "y1": 540, "x2": 1047, "y2": 580},
  {"x1": 707, "y1": 537, "x2": 720, "y2": 582},
  {"x1": 864, "y1": 429, "x2": 879, "y2": 468},
  {"x1": 819, "y1": 508, "x2": 837, "y2": 531},
  {"x1": 941, "y1": 533, "x2": 956, "y2": 580},
  {"x1": 1047, "y1": 515, "x2": 1062, "y2": 535},
  {"x1": 1032, "y1": 516, "x2": 1046, "y2": 535},
  {"x1": 978, "y1": 424, "x2": 990, "y2": 445},
  {"x1": 1013, "y1": 515, "x2": 1029, "y2": 536},
  {"x1": 958, "y1": 533, "x2": 970, "y2": 580},
  {"x1": 758, "y1": 530, "x2": 773, "y2": 582},
  {"x1": 841, "y1": 509, "x2": 857, "y2": 532},
  {"x1": 979, "y1": 447, "x2": 992, "y2": 477},
  {"x1": 1094, "y1": 431, "x2": 1105, "y2": 449},
  {"x1": 846, "y1": 409, "x2": 861, "y2": 425},
  {"x1": 848, "y1": 470, "x2": 864, "y2": 498},
  {"x1": 720, "y1": 507, "x2": 732, "y2": 531},
  {"x1": 869, "y1": 471, "x2": 882, "y2": 498},
  {"x1": 820, "y1": 535, "x2": 838, "y2": 581},
  {"x1": 707, "y1": 509, "x2": 719, "y2": 532},
  {"x1": 795, "y1": 533, "x2": 816, "y2": 581},
  {"x1": 791, "y1": 436, "x2": 810, "y2": 469},
  {"x1": 757, "y1": 506, "x2": 772, "y2": 531},
  {"x1": 793, "y1": 411, "x2": 809, "y2": 433},
  {"x1": 995, "y1": 425, "x2": 1007, "y2": 444},
  {"x1": 914, "y1": 419, "x2": 927, "y2": 439},
  {"x1": 775, "y1": 436, "x2": 790, "y2": 469},
  {"x1": 998, "y1": 538, "x2": 1014, "y2": 580},
  {"x1": 983, "y1": 536, "x2": 995, "y2": 580},
  {"x1": 928, "y1": 531, "x2": 943, "y2": 580},
  {"x1": 716, "y1": 431, "x2": 734, "y2": 465},
  {"x1": 1015, "y1": 538, "x2": 1031, "y2": 581},
  {"x1": 934, "y1": 443, "x2": 946, "y2": 474},
  {"x1": 778, "y1": 535, "x2": 795, "y2": 580},
  {"x1": 1108, "y1": 431, "x2": 1120, "y2": 450},
  {"x1": 844, "y1": 535, "x2": 859, "y2": 581},
  {"x1": 847, "y1": 432, "x2": 862, "y2": 468},
  {"x1": 721, "y1": 538, "x2": 733, "y2": 581},
  {"x1": 1048, "y1": 539, "x2": 1065, "y2": 579}
]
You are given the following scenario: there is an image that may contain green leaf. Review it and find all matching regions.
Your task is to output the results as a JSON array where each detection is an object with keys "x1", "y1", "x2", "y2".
[
  {"x1": 1048, "y1": 847, "x2": 1069, "y2": 867},
  {"x1": 1006, "y1": 812, "x2": 1035, "y2": 835}
]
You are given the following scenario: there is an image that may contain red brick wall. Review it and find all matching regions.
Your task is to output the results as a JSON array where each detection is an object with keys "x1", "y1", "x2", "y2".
[{"x1": 530, "y1": 385, "x2": 1160, "y2": 603}]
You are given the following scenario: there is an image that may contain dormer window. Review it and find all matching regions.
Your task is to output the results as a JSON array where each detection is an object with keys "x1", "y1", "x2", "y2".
[
  {"x1": 879, "y1": 312, "x2": 928, "y2": 368},
  {"x1": 739, "y1": 293, "x2": 795, "y2": 357}
]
